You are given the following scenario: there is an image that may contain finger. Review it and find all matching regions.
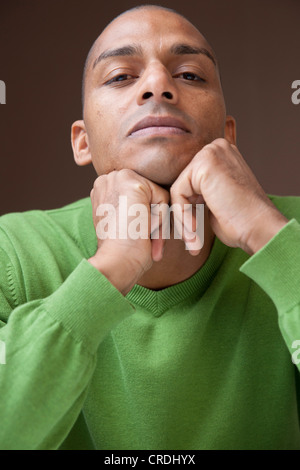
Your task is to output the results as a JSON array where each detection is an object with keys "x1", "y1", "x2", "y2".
[
  {"x1": 171, "y1": 196, "x2": 204, "y2": 255},
  {"x1": 150, "y1": 202, "x2": 170, "y2": 239},
  {"x1": 151, "y1": 236, "x2": 165, "y2": 262},
  {"x1": 171, "y1": 193, "x2": 194, "y2": 241},
  {"x1": 150, "y1": 203, "x2": 169, "y2": 261},
  {"x1": 173, "y1": 208, "x2": 203, "y2": 254},
  {"x1": 147, "y1": 179, "x2": 170, "y2": 207},
  {"x1": 184, "y1": 234, "x2": 202, "y2": 256},
  {"x1": 148, "y1": 181, "x2": 170, "y2": 261}
]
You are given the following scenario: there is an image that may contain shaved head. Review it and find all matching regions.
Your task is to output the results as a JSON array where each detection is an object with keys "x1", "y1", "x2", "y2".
[{"x1": 81, "y1": 5, "x2": 217, "y2": 112}]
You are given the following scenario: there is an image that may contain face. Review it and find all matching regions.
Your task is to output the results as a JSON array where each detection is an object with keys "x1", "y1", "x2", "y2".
[{"x1": 72, "y1": 8, "x2": 235, "y2": 186}]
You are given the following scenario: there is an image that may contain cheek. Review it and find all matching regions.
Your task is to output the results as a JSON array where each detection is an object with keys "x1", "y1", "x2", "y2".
[
  {"x1": 90, "y1": 101, "x2": 128, "y2": 144},
  {"x1": 191, "y1": 91, "x2": 226, "y2": 128},
  {"x1": 86, "y1": 108, "x2": 114, "y2": 153}
]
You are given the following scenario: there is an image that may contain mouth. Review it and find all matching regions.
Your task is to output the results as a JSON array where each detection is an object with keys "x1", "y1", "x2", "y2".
[{"x1": 128, "y1": 116, "x2": 190, "y2": 137}]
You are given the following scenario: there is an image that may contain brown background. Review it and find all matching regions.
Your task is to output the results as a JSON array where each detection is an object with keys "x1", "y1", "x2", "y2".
[{"x1": 0, "y1": 0, "x2": 299, "y2": 215}]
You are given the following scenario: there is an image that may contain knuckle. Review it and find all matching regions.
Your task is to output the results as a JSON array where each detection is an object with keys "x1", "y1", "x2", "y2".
[
  {"x1": 118, "y1": 168, "x2": 136, "y2": 179},
  {"x1": 214, "y1": 137, "x2": 228, "y2": 147},
  {"x1": 93, "y1": 174, "x2": 106, "y2": 187},
  {"x1": 203, "y1": 139, "x2": 230, "y2": 165},
  {"x1": 204, "y1": 145, "x2": 219, "y2": 163},
  {"x1": 208, "y1": 138, "x2": 229, "y2": 153},
  {"x1": 203, "y1": 142, "x2": 217, "y2": 155}
]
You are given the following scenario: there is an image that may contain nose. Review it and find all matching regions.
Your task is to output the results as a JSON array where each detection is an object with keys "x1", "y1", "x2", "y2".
[{"x1": 136, "y1": 63, "x2": 178, "y2": 105}]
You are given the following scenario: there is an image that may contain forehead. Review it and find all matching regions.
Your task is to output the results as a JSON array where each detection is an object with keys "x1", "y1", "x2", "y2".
[{"x1": 91, "y1": 8, "x2": 211, "y2": 62}]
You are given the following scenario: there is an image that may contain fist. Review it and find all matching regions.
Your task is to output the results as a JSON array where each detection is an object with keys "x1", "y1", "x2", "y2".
[
  {"x1": 171, "y1": 138, "x2": 288, "y2": 254},
  {"x1": 88, "y1": 169, "x2": 169, "y2": 293}
]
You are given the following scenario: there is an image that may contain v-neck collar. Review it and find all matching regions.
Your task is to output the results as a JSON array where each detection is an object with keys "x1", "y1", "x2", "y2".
[{"x1": 126, "y1": 237, "x2": 229, "y2": 316}]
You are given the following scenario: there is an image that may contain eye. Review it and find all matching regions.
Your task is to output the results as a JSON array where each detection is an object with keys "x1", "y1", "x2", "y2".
[
  {"x1": 105, "y1": 74, "x2": 136, "y2": 85},
  {"x1": 179, "y1": 72, "x2": 205, "y2": 82}
]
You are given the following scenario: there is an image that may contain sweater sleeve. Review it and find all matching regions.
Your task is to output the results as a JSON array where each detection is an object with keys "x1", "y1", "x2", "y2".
[
  {"x1": 0, "y1": 248, "x2": 135, "y2": 450},
  {"x1": 240, "y1": 218, "x2": 300, "y2": 372}
]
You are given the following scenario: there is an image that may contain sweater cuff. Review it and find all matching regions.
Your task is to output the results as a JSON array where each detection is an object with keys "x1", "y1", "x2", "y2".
[
  {"x1": 43, "y1": 259, "x2": 135, "y2": 354},
  {"x1": 240, "y1": 219, "x2": 300, "y2": 315}
]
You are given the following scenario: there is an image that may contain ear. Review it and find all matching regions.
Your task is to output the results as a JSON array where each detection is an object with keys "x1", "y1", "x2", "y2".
[
  {"x1": 224, "y1": 115, "x2": 237, "y2": 145},
  {"x1": 71, "y1": 120, "x2": 92, "y2": 166}
]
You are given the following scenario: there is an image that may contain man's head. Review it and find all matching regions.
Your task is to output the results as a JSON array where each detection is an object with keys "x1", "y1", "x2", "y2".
[{"x1": 71, "y1": 4, "x2": 236, "y2": 186}]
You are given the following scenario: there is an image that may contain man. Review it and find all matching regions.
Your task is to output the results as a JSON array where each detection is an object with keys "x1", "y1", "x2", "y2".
[{"x1": 0, "y1": 5, "x2": 299, "y2": 450}]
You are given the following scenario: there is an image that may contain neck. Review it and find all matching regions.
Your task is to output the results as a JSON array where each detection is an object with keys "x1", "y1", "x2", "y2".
[{"x1": 138, "y1": 212, "x2": 215, "y2": 290}]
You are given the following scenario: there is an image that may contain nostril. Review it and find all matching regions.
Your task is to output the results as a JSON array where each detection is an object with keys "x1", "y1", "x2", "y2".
[
  {"x1": 142, "y1": 91, "x2": 173, "y2": 100},
  {"x1": 143, "y1": 92, "x2": 153, "y2": 99},
  {"x1": 163, "y1": 91, "x2": 173, "y2": 100}
]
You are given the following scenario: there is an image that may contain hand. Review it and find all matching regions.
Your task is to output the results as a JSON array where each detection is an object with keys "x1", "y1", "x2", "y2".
[
  {"x1": 88, "y1": 169, "x2": 169, "y2": 294},
  {"x1": 170, "y1": 138, "x2": 288, "y2": 255}
]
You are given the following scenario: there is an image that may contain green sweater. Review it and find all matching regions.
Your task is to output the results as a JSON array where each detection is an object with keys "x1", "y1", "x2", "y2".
[{"x1": 0, "y1": 196, "x2": 300, "y2": 450}]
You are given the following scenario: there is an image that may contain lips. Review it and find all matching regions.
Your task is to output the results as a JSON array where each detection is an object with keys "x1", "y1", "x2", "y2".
[{"x1": 128, "y1": 116, "x2": 190, "y2": 137}]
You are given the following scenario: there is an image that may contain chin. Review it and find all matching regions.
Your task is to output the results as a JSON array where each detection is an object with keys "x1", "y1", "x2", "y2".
[
  {"x1": 134, "y1": 168, "x2": 180, "y2": 188},
  {"x1": 133, "y1": 157, "x2": 191, "y2": 187}
]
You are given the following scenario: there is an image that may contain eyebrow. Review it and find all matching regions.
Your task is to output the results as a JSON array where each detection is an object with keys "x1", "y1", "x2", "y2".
[
  {"x1": 170, "y1": 43, "x2": 216, "y2": 66},
  {"x1": 92, "y1": 45, "x2": 143, "y2": 69},
  {"x1": 92, "y1": 42, "x2": 217, "y2": 70}
]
